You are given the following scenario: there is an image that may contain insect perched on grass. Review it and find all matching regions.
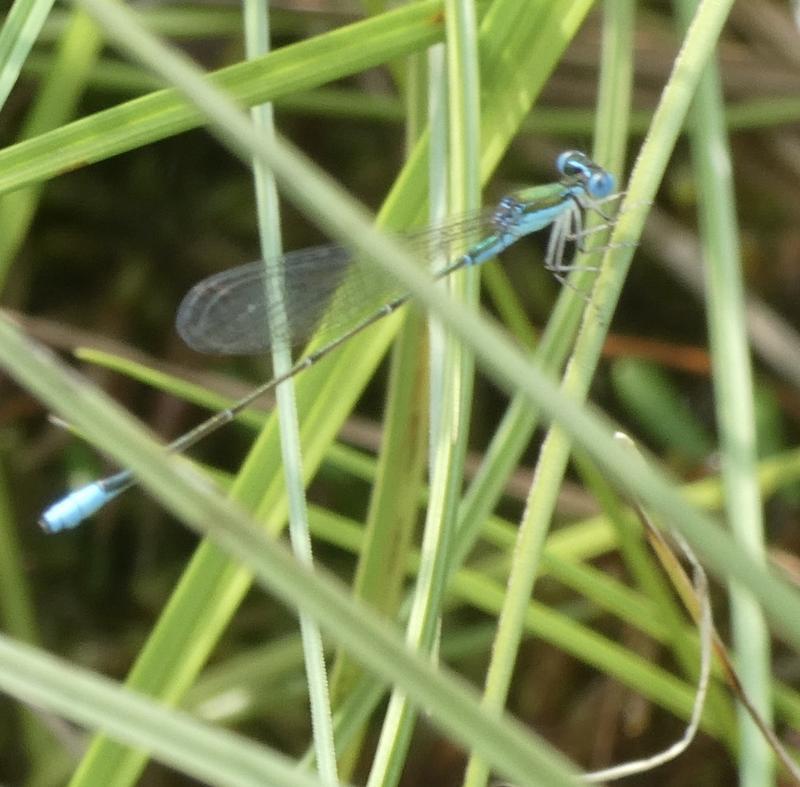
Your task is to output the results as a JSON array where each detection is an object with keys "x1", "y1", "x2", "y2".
[{"x1": 40, "y1": 150, "x2": 617, "y2": 533}]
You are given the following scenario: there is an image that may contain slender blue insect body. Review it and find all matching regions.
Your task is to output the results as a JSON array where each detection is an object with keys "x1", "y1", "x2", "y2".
[{"x1": 41, "y1": 151, "x2": 617, "y2": 533}]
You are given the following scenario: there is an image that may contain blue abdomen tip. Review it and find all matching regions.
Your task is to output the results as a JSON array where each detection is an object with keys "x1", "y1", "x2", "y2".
[{"x1": 40, "y1": 483, "x2": 112, "y2": 534}]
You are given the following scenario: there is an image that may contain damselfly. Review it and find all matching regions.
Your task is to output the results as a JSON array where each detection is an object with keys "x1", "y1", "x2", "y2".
[{"x1": 40, "y1": 150, "x2": 617, "y2": 533}]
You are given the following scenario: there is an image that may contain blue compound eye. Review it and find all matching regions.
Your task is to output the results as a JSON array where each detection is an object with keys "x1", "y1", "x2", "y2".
[
  {"x1": 557, "y1": 150, "x2": 588, "y2": 178},
  {"x1": 588, "y1": 170, "x2": 615, "y2": 199},
  {"x1": 557, "y1": 151, "x2": 615, "y2": 198}
]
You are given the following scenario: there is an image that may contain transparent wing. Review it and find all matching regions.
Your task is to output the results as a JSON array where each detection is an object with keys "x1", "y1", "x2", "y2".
[{"x1": 176, "y1": 210, "x2": 495, "y2": 355}]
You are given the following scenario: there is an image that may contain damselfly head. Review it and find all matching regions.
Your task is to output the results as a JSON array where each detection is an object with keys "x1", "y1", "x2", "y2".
[{"x1": 556, "y1": 151, "x2": 616, "y2": 200}]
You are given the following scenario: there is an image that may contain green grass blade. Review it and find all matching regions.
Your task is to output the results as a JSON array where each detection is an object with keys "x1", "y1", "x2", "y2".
[
  {"x1": 328, "y1": 311, "x2": 429, "y2": 778},
  {"x1": 243, "y1": 0, "x2": 337, "y2": 780},
  {"x1": 326, "y1": 48, "x2": 430, "y2": 783},
  {"x1": 367, "y1": 2, "x2": 482, "y2": 780},
  {"x1": 0, "y1": 0, "x2": 55, "y2": 109},
  {"x1": 0, "y1": 9, "x2": 103, "y2": 286},
  {"x1": 462, "y1": 3, "x2": 635, "y2": 781},
  {"x1": 0, "y1": 0, "x2": 449, "y2": 197},
  {"x1": 448, "y1": 0, "x2": 614, "y2": 585},
  {"x1": 677, "y1": 0, "x2": 775, "y2": 782},
  {"x1": 0, "y1": 633, "x2": 339, "y2": 787}
]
